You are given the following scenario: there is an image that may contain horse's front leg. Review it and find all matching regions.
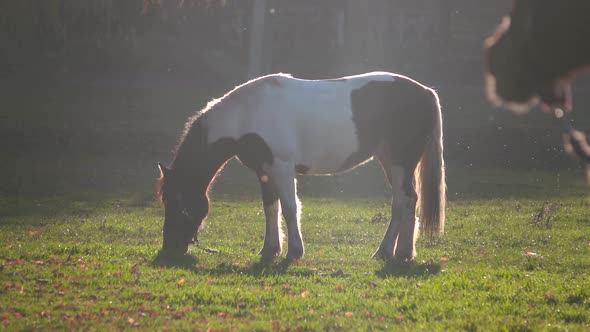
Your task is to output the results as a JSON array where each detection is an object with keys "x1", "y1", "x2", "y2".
[
  {"x1": 258, "y1": 174, "x2": 283, "y2": 258},
  {"x1": 373, "y1": 165, "x2": 408, "y2": 260},
  {"x1": 270, "y1": 161, "x2": 304, "y2": 260}
]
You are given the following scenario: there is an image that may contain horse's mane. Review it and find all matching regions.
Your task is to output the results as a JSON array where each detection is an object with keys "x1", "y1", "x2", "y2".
[{"x1": 157, "y1": 73, "x2": 293, "y2": 203}]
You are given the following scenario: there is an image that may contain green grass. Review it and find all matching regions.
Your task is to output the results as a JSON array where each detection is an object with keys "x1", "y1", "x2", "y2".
[{"x1": 1, "y1": 177, "x2": 589, "y2": 331}]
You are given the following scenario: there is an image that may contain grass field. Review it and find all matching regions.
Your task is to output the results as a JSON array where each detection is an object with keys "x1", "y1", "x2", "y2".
[
  {"x1": 1, "y1": 74, "x2": 590, "y2": 330},
  {"x1": 1, "y1": 168, "x2": 589, "y2": 331}
]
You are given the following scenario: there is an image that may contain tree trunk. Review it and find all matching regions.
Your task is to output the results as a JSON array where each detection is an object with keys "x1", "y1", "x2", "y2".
[{"x1": 247, "y1": 0, "x2": 267, "y2": 79}]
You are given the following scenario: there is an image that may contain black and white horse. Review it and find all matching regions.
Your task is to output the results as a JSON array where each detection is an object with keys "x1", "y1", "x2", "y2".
[{"x1": 157, "y1": 72, "x2": 445, "y2": 261}]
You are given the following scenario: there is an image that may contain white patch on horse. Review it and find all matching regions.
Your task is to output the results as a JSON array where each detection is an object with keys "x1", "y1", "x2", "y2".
[{"x1": 204, "y1": 72, "x2": 396, "y2": 174}]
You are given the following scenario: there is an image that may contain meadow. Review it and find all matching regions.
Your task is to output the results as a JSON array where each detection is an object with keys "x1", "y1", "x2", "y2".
[
  {"x1": 1, "y1": 169, "x2": 589, "y2": 331},
  {"x1": 1, "y1": 74, "x2": 589, "y2": 330}
]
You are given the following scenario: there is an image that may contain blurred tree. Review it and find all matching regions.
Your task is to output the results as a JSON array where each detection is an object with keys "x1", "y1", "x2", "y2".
[{"x1": 247, "y1": 0, "x2": 267, "y2": 78}]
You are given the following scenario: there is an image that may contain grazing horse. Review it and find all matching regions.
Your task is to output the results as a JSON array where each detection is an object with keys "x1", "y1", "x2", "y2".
[
  {"x1": 485, "y1": 0, "x2": 590, "y2": 164},
  {"x1": 157, "y1": 72, "x2": 445, "y2": 260}
]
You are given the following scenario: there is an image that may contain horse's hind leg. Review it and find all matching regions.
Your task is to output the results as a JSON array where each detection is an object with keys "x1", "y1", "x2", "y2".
[
  {"x1": 258, "y1": 174, "x2": 283, "y2": 258},
  {"x1": 269, "y1": 161, "x2": 304, "y2": 260},
  {"x1": 393, "y1": 172, "x2": 418, "y2": 261},
  {"x1": 372, "y1": 164, "x2": 404, "y2": 259},
  {"x1": 372, "y1": 163, "x2": 416, "y2": 260}
]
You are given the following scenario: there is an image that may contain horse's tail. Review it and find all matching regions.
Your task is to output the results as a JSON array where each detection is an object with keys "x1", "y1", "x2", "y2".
[{"x1": 415, "y1": 88, "x2": 446, "y2": 237}]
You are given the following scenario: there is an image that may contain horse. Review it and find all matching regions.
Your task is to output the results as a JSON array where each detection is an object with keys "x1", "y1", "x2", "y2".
[
  {"x1": 485, "y1": 0, "x2": 590, "y2": 164},
  {"x1": 485, "y1": 0, "x2": 590, "y2": 113},
  {"x1": 156, "y1": 72, "x2": 445, "y2": 261}
]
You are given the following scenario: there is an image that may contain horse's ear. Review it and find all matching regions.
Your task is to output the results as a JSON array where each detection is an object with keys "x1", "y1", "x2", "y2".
[{"x1": 157, "y1": 162, "x2": 170, "y2": 178}]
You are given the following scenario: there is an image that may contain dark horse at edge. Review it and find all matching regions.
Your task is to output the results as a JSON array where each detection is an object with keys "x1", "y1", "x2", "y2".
[{"x1": 485, "y1": 0, "x2": 590, "y2": 165}]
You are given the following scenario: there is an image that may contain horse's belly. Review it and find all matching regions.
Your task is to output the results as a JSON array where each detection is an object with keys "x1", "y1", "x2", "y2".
[{"x1": 294, "y1": 118, "x2": 360, "y2": 175}]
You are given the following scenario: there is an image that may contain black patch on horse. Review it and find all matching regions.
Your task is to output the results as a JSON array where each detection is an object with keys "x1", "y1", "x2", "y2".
[
  {"x1": 344, "y1": 79, "x2": 435, "y2": 171},
  {"x1": 235, "y1": 133, "x2": 274, "y2": 173}
]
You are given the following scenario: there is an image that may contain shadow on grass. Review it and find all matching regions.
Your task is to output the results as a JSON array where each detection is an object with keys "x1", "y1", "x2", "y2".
[
  {"x1": 151, "y1": 250, "x2": 314, "y2": 277},
  {"x1": 376, "y1": 259, "x2": 441, "y2": 278}
]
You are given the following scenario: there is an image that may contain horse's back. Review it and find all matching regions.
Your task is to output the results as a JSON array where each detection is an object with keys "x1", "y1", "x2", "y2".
[{"x1": 205, "y1": 72, "x2": 436, "y2": 175}]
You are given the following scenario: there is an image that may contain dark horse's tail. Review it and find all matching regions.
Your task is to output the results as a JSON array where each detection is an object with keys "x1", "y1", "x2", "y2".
[{"x1": 415, "y1": 89, "x2": 446, "y2": 237}]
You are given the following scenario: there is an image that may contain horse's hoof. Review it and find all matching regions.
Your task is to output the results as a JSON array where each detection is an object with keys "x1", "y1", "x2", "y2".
[
  {"x1": 259, "y1": 247, "x2": 282, "y2": 259},
  {"x1": 285, "y1": 249, "x2": 304, "y2": 260},
  {"x1": 393, "y1": 252, "x2": 416, "y2": 262},
  {"x1": 161, "y1": 243, "x2": 189, "y2": 256}
]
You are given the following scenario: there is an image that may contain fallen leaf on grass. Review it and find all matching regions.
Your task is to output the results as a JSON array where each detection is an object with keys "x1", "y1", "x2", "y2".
[
  {"x1": 35, "y1": 278, "x2": 49, "y2": 285},
  {"x1": 48, "y1": 257, "x2": 64, "y2": 264},
  {"x1": 84, "y1": 295, "x2": 98, "y2": 301},
  {"x1": 177, "y1": 278, "x2": 186, "y2": 285},
  {"x1": 29, "y1": 230, "x2": 43, "y2": 237},
  {"x1": 140, "y1": 292, "x2": 153, "y2": 300},
  {"x1": 344, "y1": 311, "x2": 354, "y2": 317},
  {"x1": 6, "y1": 259, "x2": 25, "y2": 266},
  {"x1": 128, "y1": 317, "x2": 140, "y2": 327},
  {"x1": 335, "y1": 284, "x2": 345, "y2": 292},
  {"x1": 61, "y1": 314, "x2": 76, "y2": 322},
  {"x1": 300, "y1": 290, "x2": 310, "y2": 298}
]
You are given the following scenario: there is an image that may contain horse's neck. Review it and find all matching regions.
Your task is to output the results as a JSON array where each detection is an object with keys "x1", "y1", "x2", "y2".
[{"x1": 173, "y1": 121, "x2": 236, "y2": 191}]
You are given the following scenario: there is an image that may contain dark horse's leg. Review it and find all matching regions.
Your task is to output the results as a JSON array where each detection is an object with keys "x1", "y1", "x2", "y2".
[
  {"x1": 393, "y1": 166, "x2": 418, "y2": 260},
  {"x1": 269, "y1": 160, "x2": 304, "y2": 260},
  {"x1": 258, "y1": 174, "x2": 283, "y2": 258},
  {"x1": 374, "y1": 151, "x2": 418, "y2": 260}
]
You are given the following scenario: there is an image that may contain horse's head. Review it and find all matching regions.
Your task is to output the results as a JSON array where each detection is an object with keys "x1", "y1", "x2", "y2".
[
  {"x1": 157, "y1": 162, "x2": 209, "y2": 255},
  {"x1": 485, "y1": 0, "x2": 589, "y2": 112}
]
